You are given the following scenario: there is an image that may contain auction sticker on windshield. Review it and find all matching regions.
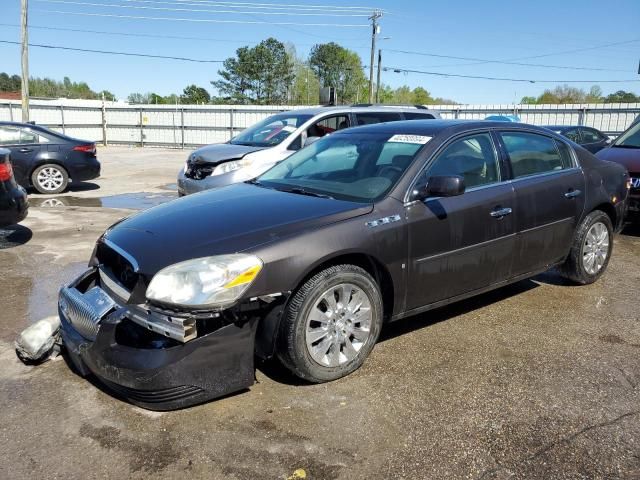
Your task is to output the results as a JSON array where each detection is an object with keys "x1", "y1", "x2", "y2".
[{"x1": 388, "y1": 134, "x2": 432, "y2": 144}]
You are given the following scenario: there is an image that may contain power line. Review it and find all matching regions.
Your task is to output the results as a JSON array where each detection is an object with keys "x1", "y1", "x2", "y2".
[
  {"x1": 0, "y1": 39, "x2": 226, "y2": 63},
  {"x1": 169, "y1": 0, "x2": 380, "y2": 10},
  {"x1": 381, "y1": 65, "x2": 640, "y2": 84},
  {"x1": 117, "y1": 0, "x2": 381, "y2": 13},
  {"x1": 401, "y1": 39, "x2": 640, "y2": 70},
  {"x1": 0, "y1": 23, "x2": 369, "y2": 50},
  {"x1": 385, "y1": 48, "x2": 633, "y2": 72},
  {"x1": 34, "y1": 0, "x2": 372, "y2": 17},
  {"x1": 35, "y1": 9, "x2": 370, "y2": 26}
]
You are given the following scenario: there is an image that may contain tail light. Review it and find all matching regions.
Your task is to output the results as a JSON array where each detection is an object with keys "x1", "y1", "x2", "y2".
[
  {"x1": 73, "y1": 144, "x2": 96, "y2": 154},
  {"x1": 0, "y1": 161, "x2": 13, "y2": 181}
]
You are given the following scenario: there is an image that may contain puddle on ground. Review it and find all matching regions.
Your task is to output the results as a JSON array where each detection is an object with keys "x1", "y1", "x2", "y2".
[{"x1": 29, "y1": 192, "x2": 178, "y2": 210}]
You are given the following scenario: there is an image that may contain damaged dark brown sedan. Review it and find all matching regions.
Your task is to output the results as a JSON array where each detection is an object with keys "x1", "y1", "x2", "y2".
[{"x1": 58, "y1": 120, "x2": 630, "y2": 410}]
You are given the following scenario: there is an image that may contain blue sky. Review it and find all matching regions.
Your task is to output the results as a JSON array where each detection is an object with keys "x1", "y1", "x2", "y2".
[{"x1": 0, "y1": 0, "x2": 639, "y2": 103}]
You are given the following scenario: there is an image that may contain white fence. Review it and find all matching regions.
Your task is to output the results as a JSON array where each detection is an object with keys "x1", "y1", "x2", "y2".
[{"x1": 1, "y1": 100, "x2": 638, "y2": 148}]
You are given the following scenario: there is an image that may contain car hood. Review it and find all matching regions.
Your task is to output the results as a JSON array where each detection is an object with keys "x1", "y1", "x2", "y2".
[
  {"x1": 596, "y1": 146, "x2": 640, "y2": 172},
  {"x1": 103, "y1": 183, "x2": 373, "y2": 275},
  {"x1": 190, "y1": 143, "x2": 265, "y2": 165}
]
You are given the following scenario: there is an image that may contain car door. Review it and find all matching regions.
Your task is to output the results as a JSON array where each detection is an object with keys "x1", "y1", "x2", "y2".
[
  {"x1": 0, "y1": 126, "x2": 40, "y2": 186},
  {"x1": 405, "y1": 131, "x2": 516, "y2": 311},
  {"x1": 579, "y1": 127, "x2": 609, "y2": 153},
  {"x1": 498, "y1": 130, "x2": 585, "y2": 276}
]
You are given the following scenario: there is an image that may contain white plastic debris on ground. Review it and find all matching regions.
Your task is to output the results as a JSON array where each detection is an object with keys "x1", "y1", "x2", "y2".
[{"x1": 15, "y1": 316, "x2": 62, "y2": 364}]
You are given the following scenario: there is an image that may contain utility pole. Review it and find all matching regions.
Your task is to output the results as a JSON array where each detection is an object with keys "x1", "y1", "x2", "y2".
[
  {"x1": 375, "y1": 49, "x2": 382, "y2": 103},
  {"x1": 368, "y1": 9, "x2": 382, "y2": 104},
  {"x1": 20, "y1": 0, "x2": 29, "y2": 122}
]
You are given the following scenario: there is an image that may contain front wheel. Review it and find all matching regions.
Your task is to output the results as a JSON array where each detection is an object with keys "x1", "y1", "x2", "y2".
[
  {"x1": 31, "y1": 164, "x2": 69, "y2": 194},
  {"x1": 277, "y1": 265, "x2": 383, "y2": 383},
  {"x1": 559, "y1": 210, "x2": 613, "y2": 284}
]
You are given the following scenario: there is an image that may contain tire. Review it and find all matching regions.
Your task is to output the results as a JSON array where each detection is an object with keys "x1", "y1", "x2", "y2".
[
  {"x1": 277, "y1": 264, "x2": 383, "y2": 383},
  {"x1": 559, "y1": 210, "x2": 613, "y2": 285},
  {"x1": 31, "y1": 164, "x2": 69, "y2": 194}
]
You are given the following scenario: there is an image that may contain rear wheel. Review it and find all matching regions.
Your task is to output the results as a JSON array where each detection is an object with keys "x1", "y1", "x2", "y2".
[
  {"x1": 31, "y1": 164, "x2": 69, "y2": 194},
  {"x1": 277, "y1": 265, "x2": 383, "y2": 383},
  {"x1": 559, "y1": 210, "x2": 613, "y2": 284}
]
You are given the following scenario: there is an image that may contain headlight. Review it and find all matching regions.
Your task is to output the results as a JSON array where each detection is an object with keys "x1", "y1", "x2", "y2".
[
  {"x1": 211, "y1": 158, "x2": 253, "y2": 176},
  {"x1": 146, "y1": 254, "x2": 263, "y2": 308}
]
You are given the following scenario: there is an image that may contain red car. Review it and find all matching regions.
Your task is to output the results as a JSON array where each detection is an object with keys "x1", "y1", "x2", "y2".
[{"x1": 597, "y1": 121, "x2": 640, "y2": 218}]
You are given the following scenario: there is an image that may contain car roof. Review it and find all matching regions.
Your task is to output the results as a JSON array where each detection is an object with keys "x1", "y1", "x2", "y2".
[
  {"x1": 0, "y1": 121, "x2": 53, "y2": 133},
  {"x1": 284, "y1": 105, "x2": 440, "y2": 116},
  {"x1": 330, "y1": 119, "x2": 557, "y2": 137}
]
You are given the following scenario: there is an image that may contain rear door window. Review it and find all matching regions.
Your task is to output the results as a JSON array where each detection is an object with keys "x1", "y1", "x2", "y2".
[
  {"x1": 500, "y1": 132, "x2": 566, "y2": 178},
  {"x1": 580, "y1": 128, "x2": 605, "y2": 144},
  {"x1": 20, "y1": 129, "x2": 38, "y2": 144},
  {"x1": 355, "y1": 112, "x2": 402, "y2": 125},
  {"x1": 562, "y1": 128, "x2": 581, "y2": 143},
  {"x1": 403, "y1": 112, "x2": 435, "y2": 120},
  {"x1": 0, "y1": 127, "x2": 21, "y2": 145}
]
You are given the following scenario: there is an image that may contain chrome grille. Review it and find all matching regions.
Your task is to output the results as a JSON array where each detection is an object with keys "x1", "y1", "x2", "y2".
[{"x1": 59, "y1": 286, "x2": 116, "y2": 341}]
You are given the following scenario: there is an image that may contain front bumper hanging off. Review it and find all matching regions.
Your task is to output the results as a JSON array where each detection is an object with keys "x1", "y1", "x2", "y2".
[{"x1": 58, "y1": 268, "x2": 260, "y2": 411}]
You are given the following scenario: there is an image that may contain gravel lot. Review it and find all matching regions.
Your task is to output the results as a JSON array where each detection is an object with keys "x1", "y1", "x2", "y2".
[{"x1": 1, "y1": 147, "x2": 639, "y2": 480}]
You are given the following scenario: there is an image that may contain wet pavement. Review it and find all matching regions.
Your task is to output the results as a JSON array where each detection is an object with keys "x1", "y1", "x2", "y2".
[{"x1": 1, "y1": 147, "x2": 639, "y2": 479}]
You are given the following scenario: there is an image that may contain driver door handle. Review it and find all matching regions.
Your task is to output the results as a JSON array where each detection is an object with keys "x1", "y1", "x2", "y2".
[
  {"x1": 490, "y1": 207, "x2": 512, "y2": 218},
  {"x1": 564, "y1": 189, "x2": 582, "y2": 199},
  {"x1": 19, "y1": 148, "x2": 33, "y2": 153}
]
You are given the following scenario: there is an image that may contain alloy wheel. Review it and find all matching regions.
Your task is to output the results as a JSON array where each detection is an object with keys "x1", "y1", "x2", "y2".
[
  {"x1": 582, "y1": 221, "x2": 609, "y2": 275},
  {"x1": 36, "y1": 167, "x2": 65, "y2": 192},
  {"x1": 304, "y1": 283, "x2": 373, "y2": 367}
]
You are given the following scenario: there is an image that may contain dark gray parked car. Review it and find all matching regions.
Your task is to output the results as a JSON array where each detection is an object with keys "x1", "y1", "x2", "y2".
[
  {"x1": 545, "y1": 125, "x2": 611, "y2": 153},
  {"x1": 0, "y1": 122, "x2": 100, "y2": 194},
  {"x1": 59, "y1": 120, "x2": 629, "y2": 410}
]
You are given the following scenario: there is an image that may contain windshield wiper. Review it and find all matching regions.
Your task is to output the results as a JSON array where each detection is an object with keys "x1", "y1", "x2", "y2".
[
  {"x1": 278, "y1": 186, "x2": 334, "y2": 199},
  {"x1": 612, "y1": 144, "x2": 640, "y2": 149}
]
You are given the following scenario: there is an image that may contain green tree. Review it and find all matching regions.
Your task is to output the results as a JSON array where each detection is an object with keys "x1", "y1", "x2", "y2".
[
  {"x1": 308, "y1": 42, "x2": 367, "y2": 104},
  {"x1": 604, "y1": 90, "x2": 640, "y2": 103},
  {"x1": 212, "y1": 38, "x2": 294, "y2": 104},
  {"x1": 127, "y1": 92, "x2": 150, "y2": 104},
  {"x1": 181, "y1": 85, "x2": 211, "y2": 104},
  {"x1": 99, "y1": 90, "x2": 116, "y2": 101}
]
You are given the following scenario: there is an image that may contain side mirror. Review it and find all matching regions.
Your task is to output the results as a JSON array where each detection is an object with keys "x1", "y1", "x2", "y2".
[
  {"x1": 411, "y1": 175, "x2": 465, "y2": 201},
  {"x1": 304, "y1": 136, "x2": 321, "y2": 147}
]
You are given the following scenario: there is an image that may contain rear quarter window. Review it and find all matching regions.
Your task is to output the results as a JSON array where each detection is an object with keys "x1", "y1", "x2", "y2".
[
  {"x1": 403, "y1": 112, "x2": 435, "y2": 120},
  {"x1": 500, "y1": 131, "x2": 566, "y2": 178},
  {"x1": 355, "y1": 112, "x2": 402, "y2": 125}
]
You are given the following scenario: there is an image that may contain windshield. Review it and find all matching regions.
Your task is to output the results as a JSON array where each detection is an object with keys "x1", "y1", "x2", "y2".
[
  {"x1": 613, "y1": 122, "x2": 640, "y2": 148},
  {"x1": 230, "y1": 113, "x2": 312, "y2": 147},
  {"x1": 257, "y1": 132, "x2": 430, "y2": 202}
]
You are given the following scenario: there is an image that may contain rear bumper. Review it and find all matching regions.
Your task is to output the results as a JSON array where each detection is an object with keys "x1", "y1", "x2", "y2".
[
  {"x1": 59, "y1": 268, "x2": 259, "y2": 410},
  {"x1": 0, "y1": 182, "x2": 28, "y2": 227},
  {"x1": 69, "y1": 158, "x2": 101, "y2": 182}
]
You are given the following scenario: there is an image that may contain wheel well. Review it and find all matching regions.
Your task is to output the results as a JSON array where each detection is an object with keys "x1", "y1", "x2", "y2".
[
  {"x1": 297, "y1": 253, "x2": 395, "y2": 321},
  {"x1": 592, "y1": 202, "x2": 616, "y2": 227}
]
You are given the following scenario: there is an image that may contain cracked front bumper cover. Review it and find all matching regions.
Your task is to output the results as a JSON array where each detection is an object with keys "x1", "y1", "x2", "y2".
[{"x1": 59, "y1": 269, "x2": 259, "y2": 411}]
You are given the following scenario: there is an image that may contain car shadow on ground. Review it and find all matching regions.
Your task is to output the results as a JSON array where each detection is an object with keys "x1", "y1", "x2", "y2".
[
  {"x1": 257, "y1": 278, "x2": 541, "y2": 387},
  {"x1": 0, "y1": 224, "x2": 33, "y2": 249}
]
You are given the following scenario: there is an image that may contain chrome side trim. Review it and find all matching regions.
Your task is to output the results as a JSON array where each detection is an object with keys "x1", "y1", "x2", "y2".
[
  {"x1": 415, "y1": 233, "x2": 515, "y2": 264},
  {"x1": 519, "y1": 216, "x2": 574, "y2": 234},
  {"x1": 103, "y1": 238, "x2": 140, "y2": 272}
]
